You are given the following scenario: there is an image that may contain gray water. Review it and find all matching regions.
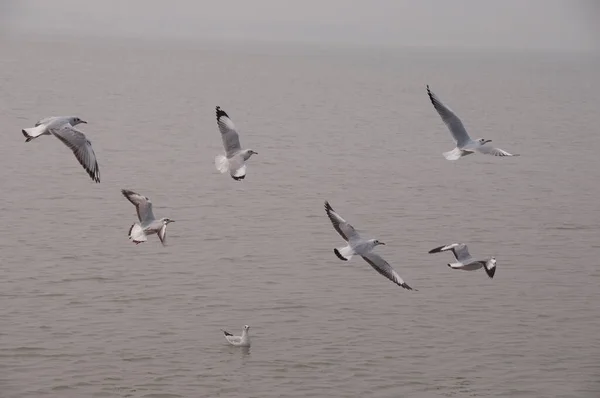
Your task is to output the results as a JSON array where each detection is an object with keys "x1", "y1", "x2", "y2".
[{"x1": 1, "y1": 36, "x2": 599, "y2": 398}]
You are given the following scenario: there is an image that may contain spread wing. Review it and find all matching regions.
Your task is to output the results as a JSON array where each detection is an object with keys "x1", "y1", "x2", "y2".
[
  {"x1": 427, "y1": 85, "x2": 472, "y2": 147},
  {"x1": 475, "y1": 145, "x2": 518, "y2": 157},
  {"x1": 216, "y1": 106, "x2": 242, "y2": 158},
  {"x1": 324, "y1": 201, "x2": 360, "y2": 242},
  {"x1": 50, "y1": 124, "x2": 100, "y2": 183},
  {"x1": 429, "y1": 243, "x2": 472, "y2": 263},
  {"x1": 157, "y1": 224, "x2": 167, "y2": 246},
  {"x1": 121, "y1": 189, "x2": 155, "y2": 223},
  {"x1": 35, "y1": 116, "x2": 54, "y2": 127},
  {"x1": 361, "y1": 253, "x2": 414, "y2": 290}
]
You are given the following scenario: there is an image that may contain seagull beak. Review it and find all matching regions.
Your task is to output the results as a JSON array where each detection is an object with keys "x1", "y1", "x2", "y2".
[
  {"x1": 380, "y1": 242, "x2": 386, "y2": 245},
  {"x1": 81, "y1": 120, "x2": 88, "y2": 124},
  {"x1": 485, "y1": 139, "x2": 492, "y2": 144}
]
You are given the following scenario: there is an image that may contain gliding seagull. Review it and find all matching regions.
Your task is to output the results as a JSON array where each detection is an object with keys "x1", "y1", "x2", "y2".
[
  {"x1": 426, "y1": 85, "x2": 519, "y2": 160},
  {"x1": 121, "y1": 189, "x2": 175, "y2": 245},
  {"x1": 324, "y1": 201, "x2": 414, "y2": 290},
  {"x1": 214, "y1": 106, "x2": 257, "y2": 180},
  {"x1": 22, "y1": 116, "x2": 100, "y2": 182},
  {"x1": 222, "y1": 325, "x2": 251, "y2": 347},
  {"x1": 428, "y1": 243, "x2": 496, "y2": 278}
]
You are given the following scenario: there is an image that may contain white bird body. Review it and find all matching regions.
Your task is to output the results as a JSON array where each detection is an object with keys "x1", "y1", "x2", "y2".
[
  {"x1": 22, "y1": 116, "x2": 101, "y2": 183},
  {"x1": 121, "y1": 189, "x2": 175, "y2": 245},
  {"x1": 214, "y1": 106, "x2": 257, "y2": 180},
  {"x1": 22, "y1": 116, "x2": 73, "y2": 141},
  {"x1": 429, "y1": 243, "x2": 497, "y2": 278},
  {"x1": 324, "y1": 201, "x2": 414, "y2": 290},
  {"x1": 426, "y1": 85, "x2": 519, "y2": 160},
  {"x1": 222, "y1": 325, "x2": 251, "y2": 347}
]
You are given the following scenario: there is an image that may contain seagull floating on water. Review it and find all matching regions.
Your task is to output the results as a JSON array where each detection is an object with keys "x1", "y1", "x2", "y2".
[
  {"x1": 121, "y1": 189, "x2": 175, "y2": 245},
  {"x1": 214, "y1": 106, "x2": 257, "y2": 180},
  {"x1": 428, "y1": 243, "x2": 496, "y2": 278},
  {"x1": 222, "y1": 325, "x2": 251, "y2": 347},
  {"x1": 22, "y1": 116, "x2": 100, "y2": 182},
  {"x1": 426, "y1": 85, "x2": 519, "y2": 160},
  {"x1": 324, "y1": 201, "x2": 414, "y2": 290}
]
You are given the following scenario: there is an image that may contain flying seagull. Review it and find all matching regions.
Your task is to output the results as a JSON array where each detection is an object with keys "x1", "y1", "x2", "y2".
[
  {"x1": 121, "y1": 189, "x2": 175, "y2": 245},
  {"x1": 214, "y1": 106, "x2": 257, "y2": 180},
  {"x1": 428, "y1": 243, "x2": 496, "y2": 278},
  {"x1": 426, "y1": 85, "x2": 519, "y2": 160},
  {"x1": 222, "y1": 325, "x2": 251, "y2": 347},
  {"x1": 22, "y1": 116, "x2": 100, "y2": 182},
  {"x1": 324, "y1": 201, "x2": 414, "y2": 290}
]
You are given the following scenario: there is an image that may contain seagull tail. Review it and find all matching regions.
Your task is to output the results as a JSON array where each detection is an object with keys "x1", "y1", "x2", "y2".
[
  {"x1": 215, "y1": 155, "x2": 229, "y2": 173},
  {"x1": 22, "y1": 126, "x2": 46, "y2": 142},
  {"x1": 128, "y1": 223, "x2": 147, "y2": 244},
  {"x1": 443, "y1": 147, "x2": 463, "y2": 160},
  {"x1": 334, "y1": 246, "x2": 353, "y2": 261}
]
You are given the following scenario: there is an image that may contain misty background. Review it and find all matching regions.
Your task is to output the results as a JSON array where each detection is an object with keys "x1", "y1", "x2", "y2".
[{"x1": 1, "y1": 0, "x2": 598, "y2": 52}]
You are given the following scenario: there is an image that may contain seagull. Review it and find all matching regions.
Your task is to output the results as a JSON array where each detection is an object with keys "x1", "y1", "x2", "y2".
[
  {"x1": 222, "y1": 325, "x2": 251, "y2": 347},
  {"x1": 426, "y1": 85, "x2": 519, "y2": 160},
  {"x1": 324, "y1": 201, "x2": 414, "y2": 290},
  {"x1": 22, "y1": 116, "x2": 100, "y2": 183},
  {"x1": 121, "y1": 189, "x2": 175, "y2": 245},
  {"x1": 214, "y1": 106, "x2": 257, "y2": 180},
  {"x1": 428, "y1": 243, "x2": 496, "y2": 278}
]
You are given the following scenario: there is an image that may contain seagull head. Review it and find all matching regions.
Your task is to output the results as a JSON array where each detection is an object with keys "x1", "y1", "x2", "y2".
[
  {"x1": 243, "y1": 149, "x2": 258, "y2": 160},
  {"x1": 373, "y1": 239, "x2": 385, "y2": 246},
  {"x1": 162, "y1": 218, "x2": 175, "y2": 225},
  {"x1": 477, "y1": 138, "x2": 492, "y2": 145},
  {"x1": 70, "y1": 116, "x2": 87, "y2": 126},
  {"x1": 243, "y1": 325, "x2": 250, "y2": 331}
]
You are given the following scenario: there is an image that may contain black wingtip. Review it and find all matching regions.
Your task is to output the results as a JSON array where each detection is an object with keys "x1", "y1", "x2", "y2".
[
  {"x1": 231, "y1": 174, "x2": 246, "y2": 181},
  {"x1": 485, "y1": 265, "x2": 496, "y2": 279},
  {"x1": 222, "y1": 329, "x2": 233, "y2": 336},
  {"x1": 333, "y1": 248, "x2": 348, "y2": 261},
  {"x1": 428, "y1": 245, "x2": 445, "y2": 254},
  {"x1": 402, "y1": 283, "x2": 415, "y2": 291},
  {"x1": 22, "y1": 130, "x2": 33, "y2": 142},
  {"x1": 216, "y1": 106, "x2": 229, "y2": 121}
]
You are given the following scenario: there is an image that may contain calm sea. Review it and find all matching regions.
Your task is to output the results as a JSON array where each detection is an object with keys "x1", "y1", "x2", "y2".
[{"x1": 0, "y1": 36, "x2": 599, "y2": 397}]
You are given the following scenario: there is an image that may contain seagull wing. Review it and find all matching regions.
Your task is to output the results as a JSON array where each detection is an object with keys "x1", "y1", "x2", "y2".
[
  {"x1": 429, "y1": 243, "x2": 472, "y2": 263},
  {"x1": 475, "y1": 145, "x2": 518, "y2": 157},
  {"x1": 427, "y1": 85, "x2": 472, "y2": 147},
  {"x1": 121, "y1": 189, "x2": 155, "y2": 223},
  {"x1": 50, "y1": 124, "x2": 100, "y2": 183},
  {"x1": 361, "y1": 253, "x2": 414, "y2": 290},
  {"x1": 35, "y1": 116, "x2": 54, "y2": 127},
  {"x1": 324, "y1": 201, "x2": 360, "y2": 242},
  {"x1": 216, "y1": 106, "x2": 242, "y2": 158},
  {"x1": 157, "y1": 224, "x2": 167, "y2": 246}
]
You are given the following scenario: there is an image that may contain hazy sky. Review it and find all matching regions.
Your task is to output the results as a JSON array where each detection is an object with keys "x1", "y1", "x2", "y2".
[{"x1": 1, "y1": 0, "x2": 598, "y2": 51}]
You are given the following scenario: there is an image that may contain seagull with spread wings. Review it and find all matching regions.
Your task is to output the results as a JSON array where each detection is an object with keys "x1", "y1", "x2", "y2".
[
  {"x1": 428, "y1": 243, "x2": 497, "y2": 278},
  {"x1": 121, "y1": 189, "x2": 175, "y2": 245},
  {"x1": 324, "y1": 201, "x2": 414, "y2": 290},
  {"x1": 426, "y1": 85, "x2": 519, "y2": 160},
  {"x1": 214, "y1": 106, "x2": 258, "y2": 180},
  {"x1": 22, "y1": 116, "x2": 100, "y2": 182}
]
